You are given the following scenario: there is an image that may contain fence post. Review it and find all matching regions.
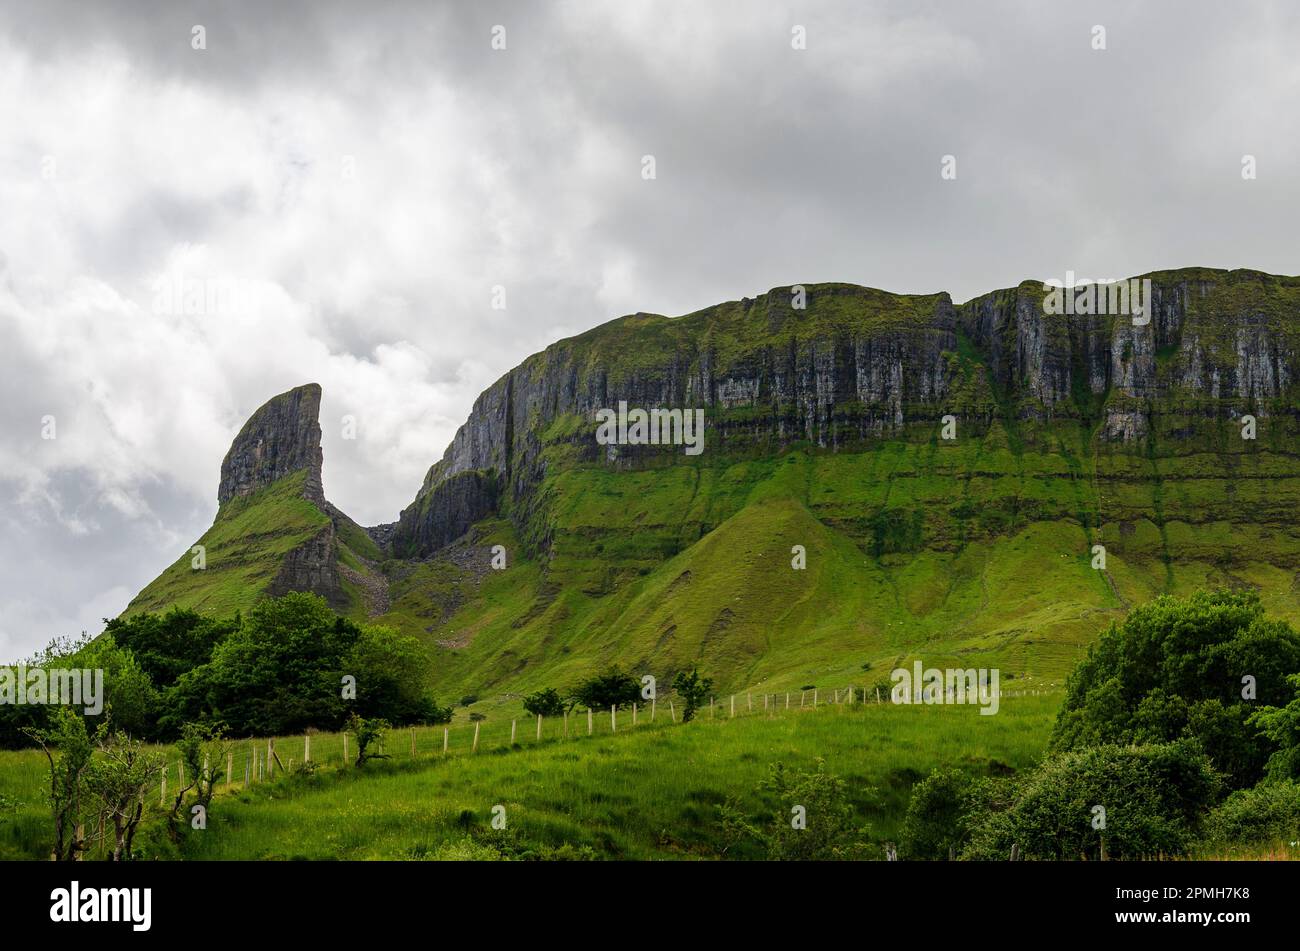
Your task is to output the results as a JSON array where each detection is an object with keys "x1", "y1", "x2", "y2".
[
  {"x1": 178, "y1": 759, "x2": 184, "y2": 788},
  {"x1": 343, "y1": 732, "x2": 349, "y2": 765},
  {"x1": 226, "y1": 751, "x2": 233, "y2": 789},
  {"x1": 764, "y1": 694, "x2": 769, "y2": 712},
  {"x1": 786, "y1": 692, "x2": 790, "y2": 709},
  {"x1": 563, "y1": 710, "x2": 568, "y2": 739},
  {"x1": 669, "y1": 701, "x2": 676, "y2": 723},
  {"x1": 587, "y1": 708, "x2": 593, "y2": 736},
  {"x1": 443, "y1": 726, "x2": 449, "y2": 754},
  {"x1": 511, "y1": 719, "x2": 517, "y2": 745},
  {"x1": 730, "y1": 694, "x2": 735, "y2": 717},
  {"x1": 876, "y1": 687, "x2": 881, "y2": 703},
  {"x1": 651, "y1": 698, "x2": 656, "y2": 722},
  {"x1": 411, "y1": 727, "x2": 416, "y2": 757},
  {"x1": 160, "y1": 766, "x2": 167, "y2": 805},
  {"x1": 633, "y1": 703, "x2": 638, "y2": 727},
  {"x1": 610, "y1": 704, "x2": 616, "y2": 733},
  {"x1": 472, "y1": 721, "x2": 480, "y2": 752},
  {"x1": 267, "y1": 739, "x2": 273, "y2": 777},
  {"x1": 747, "y1": 692, "x2": 752, "y2": 712},
  {"x1": 304, "y1": 734, "x2": 311, "y2": 763},
  {"x1": 243, "y1": 756, "x2": 249, "y2": 788},
  {"x1": 814, "y1": 689, "x2": 818, "y2": 707},
  {"x1": 537, "y1": 713, "x2": 543, "y2": 741}
]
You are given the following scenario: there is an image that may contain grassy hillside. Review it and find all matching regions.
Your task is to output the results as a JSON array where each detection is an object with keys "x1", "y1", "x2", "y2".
[{"x1": 0, "y1": 692, "x2": 1059, "y2": 861}]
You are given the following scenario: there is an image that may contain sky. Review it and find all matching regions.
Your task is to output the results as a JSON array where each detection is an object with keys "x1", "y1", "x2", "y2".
[{"x1": 1, "y1": 0, "x2": 1299, "y2": 659}]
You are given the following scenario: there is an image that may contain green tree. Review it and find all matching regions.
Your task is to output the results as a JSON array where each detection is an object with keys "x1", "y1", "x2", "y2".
[
  {"x1": 569, "y1": 667, "x2": 641, "y2": 712},
  {"x1": 1050, "y1": 591, "x2": 1300, "y2": 788},
  {"x1": 84, "y1": 725, "x2": 161, "y2": 861},
  {"x1": 522, "y1": 688, "x2": 566, "y2": 718},
  {"x1": 24, "y1": 707, "x2": 93, "y2": 861},
  {"x1": 901, "y1": 766, "x2": 978, "y2": 860},
  {"x1": 346, "y1": 713, "x2": 390, "y2": 766},
  {"x1": 670, "y1": 668, "x2": 713, "y2": 722}
]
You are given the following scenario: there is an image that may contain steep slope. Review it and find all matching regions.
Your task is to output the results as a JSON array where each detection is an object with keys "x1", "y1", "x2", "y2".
[
  {"x1": 126, "y1": 384, "x2": 387, "y2": 619},
  {"x1": 125, "y1": 268, "x2": 1300, "y2": 701}
]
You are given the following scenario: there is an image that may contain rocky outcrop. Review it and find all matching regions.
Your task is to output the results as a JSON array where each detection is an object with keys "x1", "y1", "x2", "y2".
[
  {"x1": 219, "y1": 383, "x2": 325, "y2": 505},
  {"x1": 394, "y1": 469, "x2": 500, "y2": 557},
  {"x1": 394, "y1": 269, "x2": 1299, "y2": 558},
  {"x1": 268, "y1": 522, "x2": 346, "y2": 609}
]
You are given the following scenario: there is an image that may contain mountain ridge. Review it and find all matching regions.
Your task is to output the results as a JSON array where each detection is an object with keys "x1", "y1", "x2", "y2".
[{"x1": 125, "y1": 266, "x2": 1300, "y2": 701}]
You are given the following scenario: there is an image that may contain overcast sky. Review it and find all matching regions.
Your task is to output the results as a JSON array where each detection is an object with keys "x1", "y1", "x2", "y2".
[{"x1": 2, "y1": 0, "x2": 1298, "y2": 659}]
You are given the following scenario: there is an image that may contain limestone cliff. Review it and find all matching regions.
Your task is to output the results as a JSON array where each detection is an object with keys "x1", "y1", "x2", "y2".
[
  {"x1": 218, "y1": 383, "x2": 326, "y2": 506},
  {"x1": 394, "y1": 268, "x2": 1299, "y2": 558}
]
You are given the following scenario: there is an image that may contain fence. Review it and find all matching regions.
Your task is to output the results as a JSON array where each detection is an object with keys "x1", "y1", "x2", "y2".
[{"x1": 158, "y1": 681, "x2": 1051, "y2": 800}]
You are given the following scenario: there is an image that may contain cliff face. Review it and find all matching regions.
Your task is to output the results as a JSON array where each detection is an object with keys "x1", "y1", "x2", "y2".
[
  {"x1": 394, "y1": 269, "x2": 1299, "y2": 558},
  {"x1": 219, "y1": 383, "x2": 326, "y2": 506}
]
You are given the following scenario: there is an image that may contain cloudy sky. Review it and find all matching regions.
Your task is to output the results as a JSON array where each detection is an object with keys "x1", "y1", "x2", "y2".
[{"x1": 1, "y1": 0, "x2": 1298, "y2": 659}]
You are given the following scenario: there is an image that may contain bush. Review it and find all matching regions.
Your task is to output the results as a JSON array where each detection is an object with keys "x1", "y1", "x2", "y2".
[
  {"x1": 901, "y1": 767, "x2": 978, "y2": 860},
  {"x1": 522, "y1": 688, "x2": 566, "y2": 718},
  {"x1": 963, "y1": 740, "x2": 1221, "y2": 860},
  {"x1": 719, "y1": 759, "x2": 871, "y2": 860},
  {"x1": 1050, "y1": 591, "x2": 1300, "y2": 788},
  {"x1": 1201, "y1": 781, "x2": 1300, "y2": 847}
]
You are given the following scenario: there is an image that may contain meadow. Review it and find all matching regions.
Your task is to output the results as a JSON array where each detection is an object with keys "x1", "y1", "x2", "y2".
[{"x1": 0, "y1": 690, "x2": 1060, "y2": 861}]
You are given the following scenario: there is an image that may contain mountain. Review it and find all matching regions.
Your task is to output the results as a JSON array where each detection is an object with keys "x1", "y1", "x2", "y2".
[{"x1": 126, "y1": 267, "x2": 1300, "y2": 701}]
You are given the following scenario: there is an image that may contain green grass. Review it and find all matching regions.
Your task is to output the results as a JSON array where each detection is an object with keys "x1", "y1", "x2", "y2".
[
  {"x1": 124, "y1": 471, "x2": 329, "y2": 618},
  {"x1": 174, "y1": 693, "x2": 1059, "y2": 860}
]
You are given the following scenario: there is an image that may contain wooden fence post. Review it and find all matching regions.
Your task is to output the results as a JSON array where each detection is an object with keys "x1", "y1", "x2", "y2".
[
  {"x1": 472, "y1": 721, "x2": 480, "y2": 752},
  {"x1": 747, "y1": 692, "x2": 752, "y2": 712},
  {"x1": 814, "y1": 689, "x2": 818, "y2": 706},
  {"x1": 610, "y1": 704, "x2": 616, "y2": 733},
  {"x1": 786, "y1": 692, "x2": 790, "y2": 709},
  {"x1": 226, "y1": 751, "x2": 233, "y2": 789},
  {"x1": 343, "y1": 732, "x2": 348, "y2": 765},
  {"x1": 160, "y1": 766, "x2": 167, "y2": 805},
  {"x1": 304, "y1": 734, "x2": 311, "y2": 763},
  {"x1": 511, "y1": 719, "x2": 517, "y2": 744},
  {"x1": 563, "y1": 710, "x2": 568, "y2": 738},
  {"x1": 537, "y1": 713, "x2": 543, "y2": 741},
  {"x1": 443, "y1": 726, "x2": 449, "y2": 754},
  {"x1": 730, "y1": 694, "x2": 735, "y2": 717},
  {"x1": 633, "y1": 702, "x2": 638, "y2": 726},
  {"x1": 876, "y1": 687, "x2": 881, "y2": 703},
  {"x1": 669, "y1": 701, "x2": 676, "y2": 723},
  {"x1": 587, "y1": 708, "x2": 593, "y2": 736},
  {"x1": 651, "y1": 698, "x2": 656, "y2": 722}
]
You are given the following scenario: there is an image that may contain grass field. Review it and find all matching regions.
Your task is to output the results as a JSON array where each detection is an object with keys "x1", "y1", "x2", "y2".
[{"x1": 0, "y1": 690, "x2": 1060, "y2": 861}]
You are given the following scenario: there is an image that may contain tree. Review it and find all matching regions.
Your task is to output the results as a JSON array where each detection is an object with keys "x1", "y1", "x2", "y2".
[
  {"x1": 1248, "y1": 673, "x2": 1300, "y2": 782},
  {"x1": 522, "y1": 688, "x2": 566, "y2": 718},
  {"x1": 24, "y1": 707, "x2": 93, "y2": 861},
  {"x1": 1050, "y1": 591, "x2": 1300, "y2": 788},
  {"x1": 569, "y1": 667, "x2": 640, "y2": 712},
  {"x1": 102, "y1": 607, "x2": 235, "y2": 688},
  {"x1": 670, "y1": 668, "x2": 713, "y2": 722},
  {"x1": 346, "y1": 713, "x2": 390, "y2": 766},
  {"x1": 84, "y1": 725, "x2": 161, "y2": 861}
]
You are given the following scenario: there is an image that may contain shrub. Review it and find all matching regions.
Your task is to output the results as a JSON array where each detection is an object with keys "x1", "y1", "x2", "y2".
[
  {"x1": 1200, "y1": 781, "x2": 1300, "y2": 847},
  {"x1": 901, "y1": 767, "x2": 978, "y2": 860},
  {"x1": 962, "y1": 740, "x2": 1220, "y2": 860},
  {"x1": 719, "y1": 759, "x2": 871, "y2": 860}
]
